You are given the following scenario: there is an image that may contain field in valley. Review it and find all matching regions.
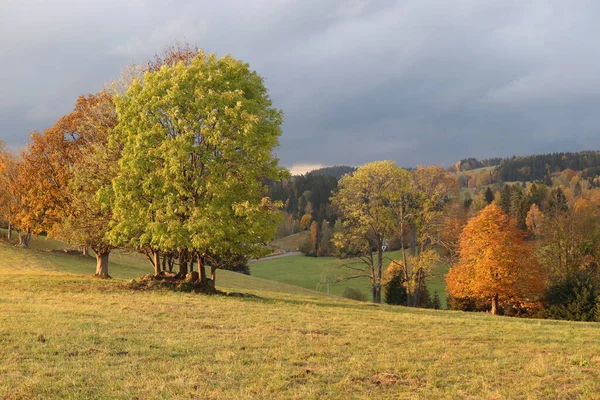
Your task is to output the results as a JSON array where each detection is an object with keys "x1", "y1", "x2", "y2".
[
  {"x1": 252, "y1": 251, "x2": 449, "y2": 305},
  {"x1": 1, "y1": 240, "x2": 600, "y2": 398}
]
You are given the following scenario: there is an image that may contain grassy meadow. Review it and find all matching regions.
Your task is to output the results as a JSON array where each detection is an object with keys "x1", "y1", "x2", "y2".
[
  {"x1": 9, "y1": 230, "x2": 449, "y2": 304},
  {"x1": 1, "y1": 238, "x2": 600, "y2": 398},
  {"x1": 252, "y1": 251, "x2": 450, "y2": 305}
]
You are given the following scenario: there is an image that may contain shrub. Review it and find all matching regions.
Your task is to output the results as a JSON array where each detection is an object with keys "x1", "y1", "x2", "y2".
[
  {"x1": 383, "y1": 261, "x2": 407, "y2": 306},
  {"x1": 343, "y1": 287, "x2": 367, "y2": 302},
  {"x1": 431, "y1": 291, "x2": 441, "y2": 310},
  {"x1": 299, "y1": 237, "x2": 316, "y2": 257},
  {"x1": 447, "y1": 295, "x2": 487, "y2": 312},
  {"x1": 417, "y1": 285, "x2": 432, "y2": 309}
]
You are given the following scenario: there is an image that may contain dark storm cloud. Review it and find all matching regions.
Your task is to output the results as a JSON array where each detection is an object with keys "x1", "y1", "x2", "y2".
[{"x1": 2, "y1": 0, "x2": 600, "y2": 170}]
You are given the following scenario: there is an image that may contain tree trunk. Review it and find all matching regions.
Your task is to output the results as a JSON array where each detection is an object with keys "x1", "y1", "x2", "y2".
[
  {"x1": 398, "y1": 213, "x2": 412, "y2": 307},
  {"x1": 94, "y1": 251, "x2": 110, "y2": 278},
  {"x1": 410, "y1": 226, "x2": 417, "y2": 256},
  {"x1": 491, "y1": 294, "x2": 499, "y2": 315},
  {"x1": 375, "y1": 244, "x2": 383, "y2": 304},
  {"x1": 372, "y1": 285, "x2": 379, "y2": 304},
  {"x1": 198, "y1": 256, "x2": 206, "y2": 284},
  {"x1": 162, "y1": 254, "x2": 167, "y2": 273},
  {"x1": 210, "y1": 266, "x2": 217, "y2": 286},
  {"x1": 178, "y1": 259, "x2": 188, "y2": 276},
  {"x1": 82, "y1": 246, "x2": 89, "y2": 257},
  {"x1": 18, "y1": 229, "x2": 31, "y2": 247},
  {"x1": 153, "y1": 249, "x2": 161, "y2": 276},
  {"x1": 7, "y1": 222, "x2": 11, "y2": 240}
]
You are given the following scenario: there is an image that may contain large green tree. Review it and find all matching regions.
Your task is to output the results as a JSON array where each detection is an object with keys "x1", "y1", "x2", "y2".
[
  {"x1": 109, "y1": 50, "x2": 286, "y2": 284},
  {"x1": 332, "y1": 161, "x2": 405, "y2": 303}
]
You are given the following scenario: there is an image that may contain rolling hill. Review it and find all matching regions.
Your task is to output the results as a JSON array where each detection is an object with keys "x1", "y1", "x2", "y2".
[{"x1": 1, "y1": 239, "x2": 599, "y2": 398}]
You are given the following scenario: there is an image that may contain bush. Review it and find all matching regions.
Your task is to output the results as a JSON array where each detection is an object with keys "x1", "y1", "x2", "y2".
[
  {"x1": 220, "y1": 256, "x2": 251, "y2": 275},
  {"x1": 316, "y1": 247, "x2": 328, "y2": 257},
  {"x1": 545, "y1": 271, "x2": 599, "y2": 322},
  {"x1": 342, "y1": 287, "x2": 367, "y2": 302},
  {"x1": 226, "y1": 263, "x2": 251, "y2": 275},
  {"x1": 416, "y1": 285, "x2": 432, "y2": 308},
  {"x1": 383, "y1": 261, "x2": 407, "y2": 306},
  {"x1": 299, "y1": 238, "x2": 316, "y2": 257},
  {"x1": 447, "y1": 295, "x2": 487, "y2": 312}
]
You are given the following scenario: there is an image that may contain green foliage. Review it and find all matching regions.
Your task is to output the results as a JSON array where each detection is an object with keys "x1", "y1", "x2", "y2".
[
  {"x1": 108, "y1": 51, "x2": 285, "y2": 267},
  {"x1": 500, "y1": 185, "x2": 512, "y2": 214},
  {"x1": 307, "y1": 165, "x2": 356, "y2": 180},
  {"x1": 299, "y1": 234, "x2": 316, "y2": 257},
  {"x1": 432, "y1": 291, "x2": 441, "y2": 310},
  {"x1": 497, "y1": 151, "x2": 600, "y2": 182},
  {"x1": 332, "y1": 161, "x2": 411, "y2": 303},
  {"x1": 384, "y1": 273, "x2": 407, "y2": 305},
  {"x1": 342, "y1": 287, "x2": 367, "y2": 301},
  {"x1": 268, "y1": 173, "x2": 339, "y2": 222},
  {"x1": 545, "y1": 271, "x2": 599, "y2": 322},
  {"x1": 484, "y1": 187, "x2": 494, "y2": 204}
]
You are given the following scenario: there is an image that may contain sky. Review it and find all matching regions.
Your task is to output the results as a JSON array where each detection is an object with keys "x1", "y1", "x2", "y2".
[{"x1": 2, "y1": 0, "x2": 600, "y2": 174}]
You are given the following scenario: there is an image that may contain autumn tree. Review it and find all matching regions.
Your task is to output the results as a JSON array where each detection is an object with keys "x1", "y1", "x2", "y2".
[
  {"x1": 56, "y1": 92, "x2": 119, "y2": 278},
  {"x1": 0, "y1": 145, "x2": 19, "y2": 240},
  {"x1": 332, "y1": 161, "x2": 403, "y2": 303},
  {"x1": 530, "y1": 197, "x2": 600, "y2": 281},
  {"x1": 309, "y1": 221, "x2": 320, "y2": 255},
  {"x1": 17, "y1": 129, "x2": 75, "y2": 239},
  {"x1": 300, "y1": 214, "x2": 313, "y2": 230},
  {"x1": 383, "y1": 261, "x2": 407, "y2": 305},
  {"x1": 109, "y1": 50, "x2": 285, "y2": 285},
  {"x1": 389, "y1": 165, "x2": 458, "y2": 307},
  {"x1": 446, "y1": 204, "x2": 545, "y2": 315},
  {"x1": 319, "y1": 220, "x2": 333, "y2": 256}
]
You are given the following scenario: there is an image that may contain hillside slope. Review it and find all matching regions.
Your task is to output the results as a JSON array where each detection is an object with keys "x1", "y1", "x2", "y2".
[
  {"x1": 0, "y1": 233, "x2": 325, "y2": 298},
  {"x1": 0, "y1": 242, "x2": 599, "y2": 398}
]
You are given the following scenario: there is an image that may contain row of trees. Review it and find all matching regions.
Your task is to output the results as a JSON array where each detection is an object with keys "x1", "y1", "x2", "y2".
[
  {"x1": 0, "y1": 44, "x2": 285, "y2": 286},
  {"x1": 497, "y1": 151, "x2": 600, "y2": 182}
]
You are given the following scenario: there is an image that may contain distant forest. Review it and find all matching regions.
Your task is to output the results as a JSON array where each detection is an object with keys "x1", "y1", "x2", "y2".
[
  {"x1": 497, "y1": 151, "x2": 600, "y2": 182},
  {"x1": 268, "y1": 151, "x2": 600, "y2": 227},
  {"x1": 266, "y1": 166, "x2": 356, "y2": 222}
]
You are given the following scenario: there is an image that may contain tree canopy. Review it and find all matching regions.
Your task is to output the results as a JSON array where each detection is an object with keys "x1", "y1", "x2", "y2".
[
  {"x1": 446, "y1": 204, "x2": 545, "y2": 314},
  {"x1": 108, "y1": 50, "x2": 286, "y2": 283}
]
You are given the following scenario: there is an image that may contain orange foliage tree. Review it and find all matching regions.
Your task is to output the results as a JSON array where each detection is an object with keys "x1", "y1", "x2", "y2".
[{"x1": 446, "y1": 204, "x2": 545, "y2": 314}]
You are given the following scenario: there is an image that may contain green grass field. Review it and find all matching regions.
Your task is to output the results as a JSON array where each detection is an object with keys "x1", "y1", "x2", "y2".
[
  {"x1": 252, "y1": 251, "x2": 449, "y2": 305},
  {"x1": 9, "y1": 230, "x2": 449, "y2": 305},
  {"x1": 1, "y1": 240, "x2": 600, "y2": 398},
  {"x1": 0, "y1": 231, "x2": 324, "y2": 298}
]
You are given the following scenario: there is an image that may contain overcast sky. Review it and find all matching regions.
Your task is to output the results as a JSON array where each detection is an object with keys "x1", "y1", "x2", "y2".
[{"x1": 2, "y1": 0, "x2": 600, "y2": 173}]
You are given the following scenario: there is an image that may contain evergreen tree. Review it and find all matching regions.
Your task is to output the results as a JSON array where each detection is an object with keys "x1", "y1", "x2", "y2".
[
  {"x1": 432, "y1": 290, "x2": 441, "y2": 310},
  {"x1": 546, "y1": 272, "x2": 599, "y2": 322},
  {"x1": 500, "y1": 185, "x2": 512, "y2": 214},
  {"x1": 484, "y1": 187, "x2": 495, "y2": 204}
]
